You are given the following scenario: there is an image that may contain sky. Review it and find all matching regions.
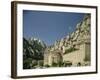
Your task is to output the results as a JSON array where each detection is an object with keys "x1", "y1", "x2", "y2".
[{"x1": 23, "y1": 10, "x2": 85, "y2": 46}]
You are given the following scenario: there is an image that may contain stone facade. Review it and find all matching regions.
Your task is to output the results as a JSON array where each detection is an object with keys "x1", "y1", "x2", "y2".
[
  {"x1": 63, "y1": 41, "x2": 91, "y2": 66},
  {"x1": 44, "y1": 48, "x2": 63, "y2": 66}
]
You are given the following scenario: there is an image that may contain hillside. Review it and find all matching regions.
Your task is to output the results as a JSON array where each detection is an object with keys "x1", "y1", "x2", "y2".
[
  {"x1": 49, "y1": 14, "x2": 91, "y2": 54},
  {"x1": 23, "y1": 37, "x2": 46, "y2": 69}
]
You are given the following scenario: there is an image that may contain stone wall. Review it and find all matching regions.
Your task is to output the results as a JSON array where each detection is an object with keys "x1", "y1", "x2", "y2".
[{"x1": 63, "y1": 42, "x2": 90, "y2": 66}]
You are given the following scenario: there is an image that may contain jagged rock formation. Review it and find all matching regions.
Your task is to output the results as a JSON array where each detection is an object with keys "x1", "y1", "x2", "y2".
[
  {"x1": 23, "y1": 37, "x2": 46, "y2": 69},
  {"x1": 44, "y1": 14, "x2": 91, "y2": 67},
  {"x1": 51, "y1": 14, "x2": 91, "y2": 54}
]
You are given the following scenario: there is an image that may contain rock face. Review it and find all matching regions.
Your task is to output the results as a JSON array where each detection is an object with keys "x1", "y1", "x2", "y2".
[
  {"x1": 23, "y1": 37, "x2": 46, "y2": 69},
  {"x1": 43, "y1": 14, "x2": 91, "y2": 67},
  {"x1": 53, "y1": 14, "x2": 91, "y2": 53}
]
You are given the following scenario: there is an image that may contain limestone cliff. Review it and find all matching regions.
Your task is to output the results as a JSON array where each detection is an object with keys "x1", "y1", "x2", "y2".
[{"x1": 50, "y1": 14, "x2": 91, "y2": 54}]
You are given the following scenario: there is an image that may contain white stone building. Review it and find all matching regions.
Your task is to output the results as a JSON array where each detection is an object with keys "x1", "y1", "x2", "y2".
[{"x1": 63, "y1": 39, "x2": 91, "y2": 66}]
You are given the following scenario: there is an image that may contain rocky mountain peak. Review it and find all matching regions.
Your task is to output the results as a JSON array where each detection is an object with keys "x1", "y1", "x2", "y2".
[{"x1": 50, "y1": 14, "x2": 91, "y2": 54}]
